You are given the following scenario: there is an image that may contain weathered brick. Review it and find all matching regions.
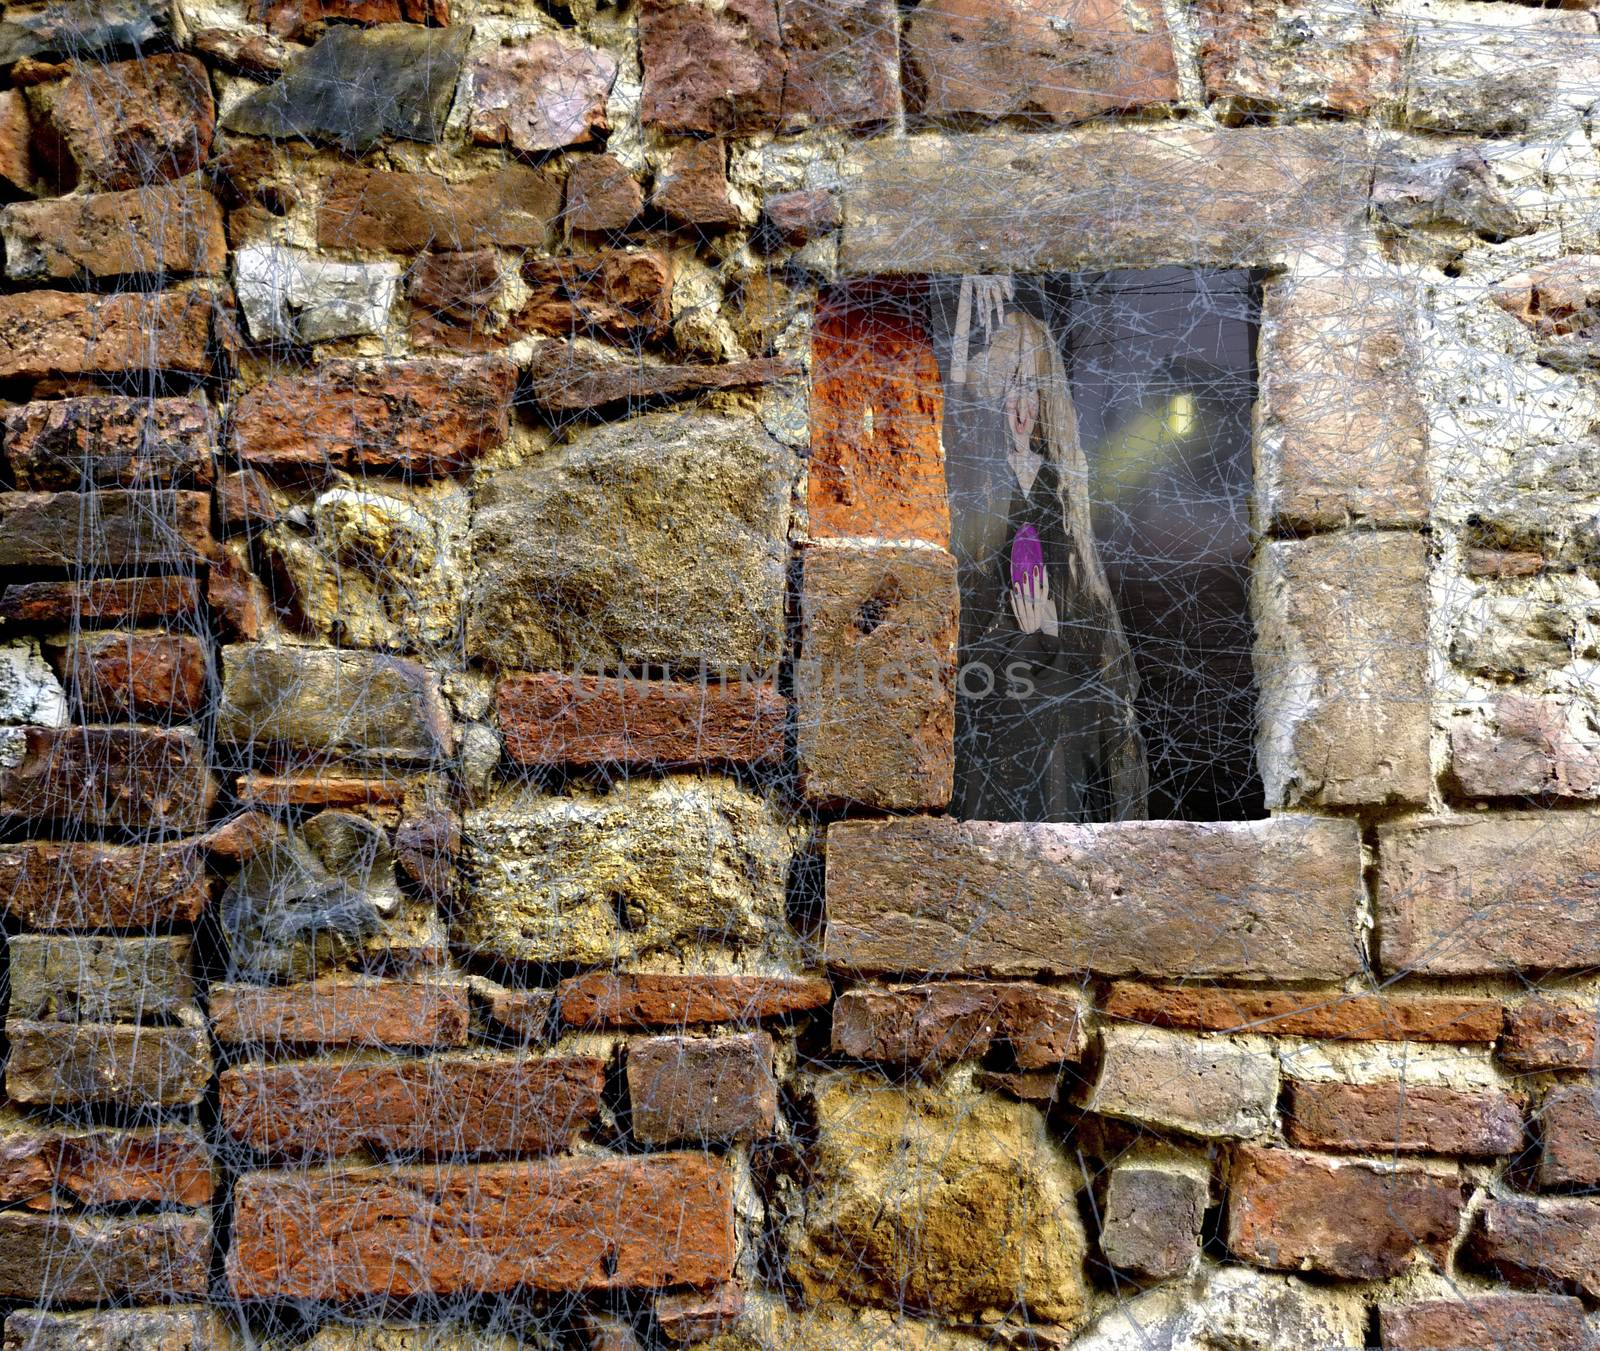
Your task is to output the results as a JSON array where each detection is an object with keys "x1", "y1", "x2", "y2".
[
  {"x1": 564, "y1": 153, "x2": 643, "y2": 234},
  {"x1": 1539, "y1": 1085, "x2": 1600, "y2": 1190},
  {"x1": 1255, "y1": 532, "x2": 1431, "y2": 808},
  {"x1": 1493, "y1": 256, "x2": 1600, "y2": 373},
  {"x1": 832, "y1": 981, "x2": 1086, "y2": 1069},
  {"x1": 779, "y1": 0, "x2": 899, "y2": 129},
  {"x1": 36, "y1": 54, "x2": 213, "y2": 190},
  {"x1": 519, "y1": 250, "x2": 672, "y2": 342},
  {"x1": 1379, "y1": 1294, "x2": 1591, "y2": 1351},
  {"x1": 0, "y1": 89, "x2": 31, "y2": 193},
  {"x1": 1285, "y1": 1080, "x2": 1523, "y2": 1157},
  {"x1": 58, "y1": 632, "x2": 208, "y2": 721},
  {"x1": 1098, "y1": 1158, "x2": 1207, "y2": 1279},
  {"x1": 470, "y1": 35, "x2": 615, "y2": 153},
  {"x1": 628, "y1": 1032, "x2": 777, "y2": 1145},
  {"x1": 0, "y1": 289, "x2": 211, "y2": 379},
  {"x1": 261, "y1": 0, "x2": 448, "y2": 38},
  {"x1": 1227, "y1": 1146, "x2": 1463, "y2": 1280},
  {"x1": 234, "y1": 770, "x2": 417, "y2": 812},
  {"x1": 1256, "y1": 274, "x2": 1427, "y2": 531},
  {"x1": 0, "y1": 1112, "x2": 212, "y2": 1211},
  {"x1": 228, "y1": 1155, "x2": 735, "y2": 1298},
  {"x1": 1104, "y1": 982, "x2": 1502, "y2": 1044},
  {"x1": 639, "y1": 0, "x2": 785, "y2": 134},
  {"x1": 555, "y1": 972, "x2": 833, "y2": 1029},
  {"x1": 0, "y1": 576, "x2": 202, "y2": 628},
  {"x1": 3, "y1": 395, "x2": 213, "y2": 491},
  {"x1": 825, "y1": 815, "x2": 1363, "y2": 980},
  {"x1": 839, "y1": 127, "x2": 1369, "y2": 275},
  {"x1": 797, "y1": 543, "x2": 958, "y2": 810},
  {"x1": 2, "y1": 1306, "x2": 225, "y2": 1350},
  {"x1": 318, "y1": 165, "x2": 560, "y2": 252},
  {"x1": 215, "y1": 644, "x2": 452, "y2": 764},
  {"x1": 210, "y1": 977, "x2": 471, "y2": 1050},
  {"x1": 652, "y1": 139, "x2": 739, "y2": 229},
  {"x1": 1088, "y1": 1026, "x2": 1278, "y2": 1140},
  {"x1": 655, "y1": 1284, "x2": 745, "y2": 1343},
  {"x1": 523, "y1": 342, "x2": 794, "y2": 414},
  {"x1": 6, "y1": 1017, "x2": 211, "y2": 1109},
  {"x1": 1468, "y1": 1194, "x2": 1600, "y2": 1298},
  {"x1": 0, "y1": 726, "x2": 217, "y2": 835},
  {"x1": 0, "y1": 839, "x2": 208, "y2": 929},
  {"x1": 0, "y1": 1210, "x2": 210, "y2": 1302},
  {"x1": 496, "y1": 671, "x2": 784, "y2": 769},
  {"x1": 1197, "y1": 0, "x2": 1403, "y2": 121},
  {"x1": 760, "y1": 187, "x2": 839, "y2": 249},
  {"x1": 1379, "y1": 812, "x2": 1600, "y2": 976},
  {"x1": 1503, "y1": 998, "x2": 1600, "y2": 1072},
  {"x1": 231, "y1": 356, "x2": 515, "y2": 479},
  {"x1": 808, "y1": 299, "x2": 948, "y2": 546},
  {"x1": 220, "y1": 1054, "x2": 605, "y2": 1160},
  {"x1": 906, "y1": 0, "x2": 1177, "y2": 125},
  {"x1": 0, "y1": 489, "x2": 212, "y2": 569},
  {"x1": 7, "y1": 934, "x2": 192, "y2": 1022},
  {"x1": 0, "y1": 179, "x2": 224, "y2": 281}
]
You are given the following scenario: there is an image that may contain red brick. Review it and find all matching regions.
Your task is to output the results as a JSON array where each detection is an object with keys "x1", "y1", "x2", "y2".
[
  {"x1": 1379, "y1": 1294, "x2": 1591, "y2": 1351},
  {"x1": 832, "y1": 981, "x2": 1086, "y2": 1070},
  {"x1": 0, "y1": 726, "x2": 216, "y2": 836},
  {"x1": 1379, "y1": 813, "x2": 1600, "y2": 976},
  {"x1": 234, "y1": 771, "x2": 416, "y2": 813},
  {"x1": 1450, "y1": 693, "x2": 1600, "y2": 799},
  {"x1": 1099, "y1": 1161, "x2": 1206, "y2": 1279},
  {"x1": 796, "y1": 542, "x2": 959, "y2": 810},
  {"x1": 479, "y1": 985, "x2": 555, "y2": 1042},
  {"x1": 0, "y1": 489, "x2": 212, "y2": 569},
  {"x1": 627, "y1": 1032, "x2": 777, "y2": 1145},
  {"x1": 262, "y1": 0, "x2": 449, "y2": 37},
  {"x1": 1539, "y1": 1085, "x2": 1600, "y2": 1190},
  {"x1": 0, "y1": 839, "x2": 208, "y2": 929},
  {"x1": 0, "y1": 180, "x2": 225, "y2": 281},
  {"x1": 210, "y1": 977, "x2": 471, "y2": 1050},
  {"x1": 59, "y1": 633, "x2": 208, "y2": 721},
  {"x1": 1284, "y1": 1080, "x2": 1523, "y2": 1157},
  {"x1": 826, "y1": 815, "x2": 1363, "y2": 981},
  {"x1": 1469, "y1": 1195, "x2": 1600, "y2": 1298},
  {"x1": 640, "y1": 0, "x2": 785, "y2": 134},
  {"x1": 206, "y1": 544, "x2": 273, "y2": 641},
  {"x1": 1503, "y1": 998, "x2": 1600, "y2": 1072},
  {"x1": 231, "y1": 356, "x2": 516, "y2": 479},
  {"x1": 318, "y1": 165, "x2": 559, "y2": 253},
  {"x1": 554, "y1": 972, "x2": 833, "y2": 1029},
  {"x1": 215, "y1": 468, "x2": 279, "y2": 535},
  {"x1": 779, "y1": 0, "x2": 899, "y2": 129},
  {"x1": 6, "y1": 1019, "x2": 212, "y2": 1109},
  {"x1": 496, "y1": 671, "x2": 785, "y2": 770},
  {"x1": 1104, "y1": 982, "x2": 1503, "y2": 1043},
  {"x1": 0, "y1": 1117, "x2": 213, "y2": 1211},
  {"x1": 1197, "y1": 0, "x2": 1404, "y2": 121},
  {"x1": 228, "y1": 1155, "x2": 735, "y2": 1298},
  {"x1": 0, "y1": 1211, "x2": 210, "y2": 1302},
  {"x1": 655, "y1": 1285, "x2": 745, "y2": 1343},
  {"x1": 564, "y1": 153, "x2": 643, "y2": 233},
  {"x1": 906, "y1": 0, "x2": 1177, "y2": 124},
  {"x1": 3, "y1": 395, "x2": 213, "y2": 491},
  {"x1": 1226, "y1": 1146, "x2": 1463, "y2": 1280},
  {"x1": 652, "y1": 139, "x2": 739, "y2": 229},
  {"x1": 220, "y1": 1054, "x2": 605, "y2": 1160},
  {"x1": 808, "y1": 299, "x2": 948, "y2": 546},
  {"x1": 37, "y1": 54, "x2": 214, "y2": 190},
  {"x1": 0, "y1": 289, "x2": 212, "y2": 379},
  {"x1": 760, "y1": 187, "x2": 839, "y2": 248},
  {"x1": 469, "y1": 36, "x2": 615, "y2": 153},
  {"x1": 0, "y1": 576, "x2": 202, "y2": 627},
  {"x1": 519, "y1": 249, "x2": 672, "y2": 342},
  {"x1": 407, "y1": 248, "x2": 501, "y2": 325}
]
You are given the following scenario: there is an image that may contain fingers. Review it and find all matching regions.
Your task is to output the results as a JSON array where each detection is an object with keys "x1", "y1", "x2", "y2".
[{"x1": 1009, "y1": 582, "x2": 1026, "y2": 630}]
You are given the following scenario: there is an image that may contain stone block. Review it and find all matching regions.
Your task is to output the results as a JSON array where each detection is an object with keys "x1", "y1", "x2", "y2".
[
  {"x1": 59, "y1": 632, "x2": 208, "y2": 721},
  {"x1": 227, "y1": 1156, "x2": 735, "y2": 1299},
  {"x1": 0, "y1": 1211, "x2": 210, "y2": 1302},
  {"x1": 1539, "y1": 1085, "x2": 1600, "y2": 1190},
  {"x1": 8, "y1": 934, "x2": 193, "y2": 1022},
  {"x1": 470, "y1": 35, "x2": 614, "y2": 154},
  {"x1": 1502, "y1": 998, "x2": 1600, "y2": 1072},
  {"x1": 6, "y1": 1015, "x2": 212, "y2": 1109},
  {"x1": 1254, "y1": 531, "x2": 1431, "y2": 808},
  {"x1": 234, "y1": 243, "x2": 400, "y2": 345},
  {"x1": 1379, "y1": 1294, "x2": 1591, "y2": 1351},
  {"x1": 652, "y1": 139, "x2": 739, "y2": 229},
  {"x1": 0, "y1": 488, "x2": 212, "y2": 569},
  {"x1": 0, "y1": 840, "x2": 208, "y2": 929},
  {"x1": 0, "y1": 1111, "x2": 212, "y2": 1211},
  {"x1": 564, "y1": 154, "x2": 643, "y2": 234},
  {"x1": 0, "y1": 577, "x2": 202, "y2": 627},
  {"x1": 1450, "y1": 693, "x2": 1600, "y2": 798},
  {"x1": 1098, "y1": 1157, "x2": 1207, "y2": 1279},
  {"x1": 2, "y1": 1307, "x2": 225, "y2": 1350},
  {"x1": 318, "y1": 165, "x2": 560, "y2": 252},
  {"x1": 825, "y1": 815, "x2": 1363, "y2": 980},
  {"x1": 1227, "y1": 1146, "x2": 1464, "y2": 1280},
  {"x1": 638, "y1": 0, "x2": 785, "y2": 134},
  {"x1": 518, "y1": 249, "x2": 672, "y2": 341},
  {"x1": 522, "y1": 342, "x2": 793, "y2": 414},
  {"x1": 796, "y1": 542, "x2": 959, "y2": 810},
  {"x1": 627, "y1": 1032, "x2": 777, "y2": 1145},
  {"x1": 1378, "y1": 812, "x2": 1600, "y2": 976},
  {"x1": 1088, "y1": 1026, "x2": 1278, "y2": 1140}
]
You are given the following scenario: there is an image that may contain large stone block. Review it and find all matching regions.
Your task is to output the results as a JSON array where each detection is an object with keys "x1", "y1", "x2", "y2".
[
  {"x1": 1088, "y1": 1026, "x2": 1278, "y2": 1140},
  {"x1": 8, "y1": 934, "x2": 192, "y2": 1022},
  {"x1": 1254, "y1": 531, "x2": 1431, "y2": 809},
  {"x1": 789, "y1": 1073, "x2": 1090, "y2": 1326},
  {"x1": 796, "y1": 543, "x2": 959, "y2": 810},
  {"x1": 1378, "y1": 812, "x2": 1600, "y2": 975},
  {"x1": 0, "y1": 1211, "x2": 210, "y2": 1302},
  {"x1": 6, "y1": 1015, "x2": 212, "y2": 1109},
  {"x1": 838, "y1": 126, "x2": 1369, "y2": 275},
  {"x1": 458, "y1": 775, "x2": 796, "y2": 966},
  {"x1": 905, "y1": 0, "x2": 1177, "y2": 125},
  {"x1": 824, "y1": 815, "x2": 1362, "y2": 980},
  {"x1": 467, "y1": 412, "x2": 794, "y2": 674},
  {"x1": 228, "y1": 1156, "x2": 735, "y2": 1299},
  {"x1": 1256, "y1": 274, "x2": 1427, "y2": 531},
  {"x1": 215, "y1": 644, "x2": 452, "y2": 764}
]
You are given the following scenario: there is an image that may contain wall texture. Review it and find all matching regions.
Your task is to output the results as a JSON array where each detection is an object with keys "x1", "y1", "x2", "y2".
[{"x1": 0, "y1": 0, "x2": 1599, "y2": 1347}]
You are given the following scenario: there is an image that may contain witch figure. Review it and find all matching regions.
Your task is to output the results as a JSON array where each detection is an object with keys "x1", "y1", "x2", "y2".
[{"x1": 949, "y1": 306, "x2": 1148, "y2": 823}]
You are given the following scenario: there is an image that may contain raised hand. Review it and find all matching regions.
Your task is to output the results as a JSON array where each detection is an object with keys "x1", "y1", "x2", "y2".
[{"x1": 1009, "y1": 566, "x2": 1058, "y2": 638}]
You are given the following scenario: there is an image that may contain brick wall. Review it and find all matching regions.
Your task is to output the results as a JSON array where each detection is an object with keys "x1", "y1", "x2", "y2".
[{"x1": 0, "y1": 0, "x2": 1598, "y2": 1347}]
